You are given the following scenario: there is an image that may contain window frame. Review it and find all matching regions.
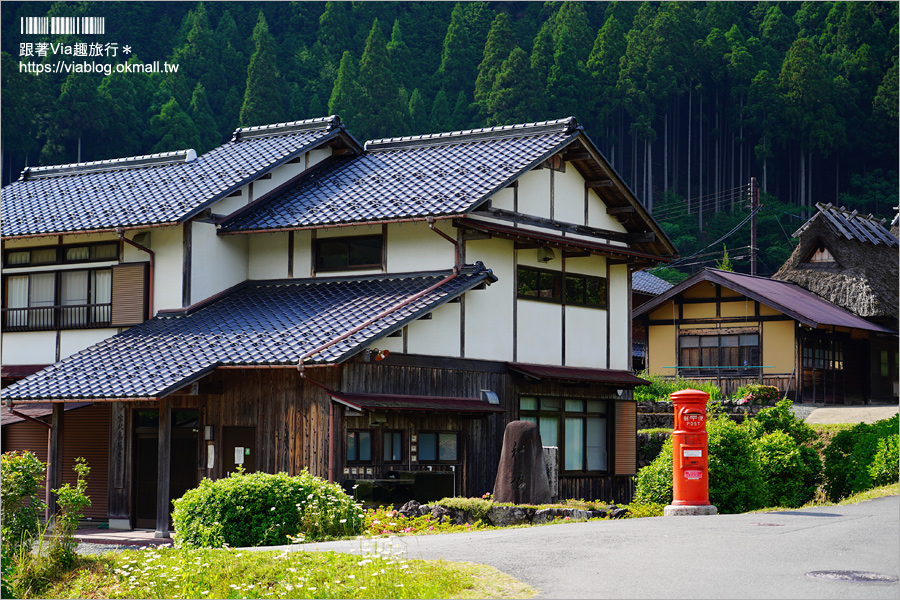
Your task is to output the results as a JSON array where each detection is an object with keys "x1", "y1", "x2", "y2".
[
  {"x1": 516, "y1": 266, "x2": 608, "y2": 309},
  {"x1": 383, "y1": 430, "x2": 404, "y2": 464},
  {"x1": 3, "y1": 242, "x2": 118, "y2": 268},
  {"x1": 3, "y1": 266, "x2": 114, "y2": 331},
  {"x1": 415, "y1": 431, "x2": 459, "y2": 464},
  {"x1": 314, "y1": 235, "x2": 384, "y2": 273},
  {"x1": 346, "y1": 429, "x2": 374, "y2": 464},
  {"x1": 678, "y1": 332, "x2": 760, "y2": 375},
  {"x1": 518, "y1": 396, "x2": 610, "y2": 475}
]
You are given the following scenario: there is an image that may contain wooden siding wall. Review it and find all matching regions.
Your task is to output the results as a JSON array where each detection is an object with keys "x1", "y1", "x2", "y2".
[
  {"x1": 2, "y1": 404, "x2": 109, "y2": 519},
  {"x1": 342, "y1": 360, "x2": 637, "y2": 503}
]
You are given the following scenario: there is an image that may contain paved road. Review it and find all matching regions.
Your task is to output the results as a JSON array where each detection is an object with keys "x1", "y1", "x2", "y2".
[{"x1": 256, "y1": 495, "x2": 900, "y2": 599}]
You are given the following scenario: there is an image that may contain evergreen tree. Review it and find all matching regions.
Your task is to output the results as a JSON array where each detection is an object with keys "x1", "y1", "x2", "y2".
[
  {"x1": 547, "y1": 25, "x2": 588, "y2": 119},
  {"x1": 551, "y1": 1, "x2": 594, "y2": 65},
  {"x1": 408, "y1": 88, "x2": 430, "y2": 135},
  {"x1": 1, "y1": 51, "x2": 44, "y2": 179},
  {"x1": 317, "y1": 1, "x2": 352, "y2": 62},
  {"x1": 474, "y1": 12, "x2": 517, "y2": 117},
  {"x1": 387, "y1": 19, "x2": 413, "y2": 91},
  {"x1": 328, "y1": 51, "x2": 362, "y2": 125},
  {"x1": 214, "y1": 10, "x2": 247, "y2": 135},
  {"x1": 435, "y1": 2, "x2": 490, "y2": 96},
  {"x1": 190, "y1": 83, "x2": 219, "y2": 153},
  {"x1": 44, "y1": 72, "x2": 106, "y2": 164},
  {"x1": 97, "y1": 64, "x2": 143, "y2": 158},
  {"x1": 487, "y1": 47, "x2": 542, "y2": 126},
  {"x1": 240, "y1": 11, "x2": 284, "y2": 127},
  {"x1": 450, "y1": 90, "x2": 472, "y2": 130},
  {"x1": 358, "y1": 18, "x2": 407, "y2": 139},
  {"x1": 147, "y1": 98, "x2": 202, "y2": 153},
  {"x1": 430, "y1": 89, "x2": 451, "y2": 132},
  {"x1": 586, "y1": 15, "x2": 626, "y2": 135},
  {"x1": 529, "y1": 20, "x2": 554, "y2": 116},
  {"x1": 308, "y1": 93, "x2": 324, "y2": 118}
]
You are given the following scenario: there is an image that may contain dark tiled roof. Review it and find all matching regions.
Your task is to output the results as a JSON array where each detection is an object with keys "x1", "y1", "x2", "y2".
[
  {"x1": 1, "y1": 117, "x2": 347, "y2": 238},
  {"x1": 633, "y1": 270, "x2": 674, "y2": 295},
  {"x1": 220, "y1": 118, "x2": 581, "y2": 232},
  {"x1": 0, "y1": 265, "x2": 496, "y2": 401},
  {"x1": 1, "y1": 402, "x2": 92, "y2": 426},
  {"x1": 793, "y1": 203, "x2": 898, "y2": 247},
  {"x1": 633, "y1": 268, "x2": 895, "y2": 334},
  {"x1": 327, "y1": 392, "x2": 504, "y2": 413},
  {"x1": 507, "y1": 363, "x2": 650, "y2": 386}
]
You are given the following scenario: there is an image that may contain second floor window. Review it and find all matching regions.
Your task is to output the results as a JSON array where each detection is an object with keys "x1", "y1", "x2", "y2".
[
  {"x1": 517, "y1": 266, "x2": 608, "y2": 309},
  {"x1": 315, "y1": 235, "x2": 383, "y2": 272},
  {"x1": 5, "y1": 268, "x2": 112, "y2": 330}
]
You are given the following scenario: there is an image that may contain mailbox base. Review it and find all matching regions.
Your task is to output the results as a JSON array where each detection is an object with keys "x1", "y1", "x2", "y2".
[{"x1": 664, "y1": 504, "x2": 718, "y2": 517}]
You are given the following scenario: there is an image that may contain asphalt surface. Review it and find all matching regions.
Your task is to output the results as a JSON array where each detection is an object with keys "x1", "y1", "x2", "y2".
[{"x1": 253, "y1": 495, "x2": 900, "y2": 599}]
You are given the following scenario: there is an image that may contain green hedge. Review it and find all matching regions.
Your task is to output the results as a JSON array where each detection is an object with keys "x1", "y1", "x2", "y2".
[
  {"x1": 823, "y1": 415, "x2": 899, "y2": 502},
  {"x1": 172, "y1": 470, "x2": 363, "y2": 548}
]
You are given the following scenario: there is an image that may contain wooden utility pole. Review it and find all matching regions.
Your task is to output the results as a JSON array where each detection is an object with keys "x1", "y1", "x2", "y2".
[{"x1": 750, "y1": 177, "x2": 759, "y2": 276}]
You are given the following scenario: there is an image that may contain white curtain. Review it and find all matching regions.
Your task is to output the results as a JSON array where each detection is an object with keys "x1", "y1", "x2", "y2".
[
  {"x1": 92, "y1": 269, "x2": 112, "y2": 323},
  {"x1": 29, "y1": 273, "x2": 55, "y2": 328},
  {"x1": 6, "y1": 276, "x2": 28, "y2": 327}
]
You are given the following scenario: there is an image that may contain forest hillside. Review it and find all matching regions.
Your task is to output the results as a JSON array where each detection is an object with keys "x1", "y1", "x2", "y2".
[{"x1": 2, "y1": 1, "x2": 897, "y2": 277}]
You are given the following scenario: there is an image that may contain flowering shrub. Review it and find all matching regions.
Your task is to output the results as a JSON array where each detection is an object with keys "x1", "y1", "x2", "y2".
[
  {"x1": 731, "y1": 384, "x2": 782, "y2": 406},
  {"x1": 172, "y1": 469, "x2": 363, "y2": 548}
]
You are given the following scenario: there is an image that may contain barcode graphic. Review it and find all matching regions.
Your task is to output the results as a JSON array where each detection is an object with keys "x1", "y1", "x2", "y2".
[{"x1": 21, "y1": 16, "x2": 105, "y2": 35}]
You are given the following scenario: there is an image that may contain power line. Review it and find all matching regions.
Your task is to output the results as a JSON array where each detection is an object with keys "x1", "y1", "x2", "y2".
[{"x1": 669, "y1": 205, "x2": 762, "y2": 267}]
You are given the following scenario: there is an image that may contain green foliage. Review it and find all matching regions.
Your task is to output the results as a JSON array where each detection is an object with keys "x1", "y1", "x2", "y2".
[
  {"x1": 715, "y1": 245, "x2": 733, "y2": 270},
  {"x1": 171, "y1": 469, "x2": 363, "y2": 548},
  {"x1": 50, "y1": 458, "x2": 92, "y2": 568},
  {"x1": 706, "y1": 416, "x2": 768, "y2": 513},
  {"x1": 868, "y1": 434, "x2": 900, "y2": 487},
  {"x1": 433, "y1": 496, "x2": 494, "y2": 522},
  {"x1": 0, "y1": 451, "x2": 47, "y2": 554},
  {"x1": 357, "y1": 18, "x2": 407, "y2": 139},
  {"x1": 747, "y1": 398, "x2": 816, "y2": 445},
  {"x1": 633, "y1": 436, "x2": 674, "y2": 506},
  {"x1": 823, "y1": 415, "x2": 900, "y2": 502},
  {"x1": 753, "y1": 430, "x2": 821, "y2": 508},
  {"x1": 634, "y1": 371, "x2": 722, "y2": 403},
  {"x1": 240, "y1": 11, "x2": 283, "y2": 127}
]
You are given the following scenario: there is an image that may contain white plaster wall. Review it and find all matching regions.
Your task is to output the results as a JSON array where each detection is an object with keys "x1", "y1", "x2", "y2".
[
  {"x1": 608, "y1": 264, "x2": 630, "y2": 370},
  {"x1": 4, "y1": 236, "x2": 58, "y2": 249},
  {"x1": 211, "y1": 189, "x2": 247, "y2": 216},
  {"x1": 150, "y1": 225, "x2": 184, "y2": 312},
  {"x1": 190, "y1": 221, "x2": 248, "y2": 302},
  {"x1": 587, "y1": 188, "x2": 629, "y2": 233},
  {"x1": 60, "y1": 232, "x2": 119, "y2": 244},
  {"x1": 464, "y1": 238, "x2": 514, "y2": 362},
  {"x1": 554, "y1": 163, "x2": 586, "y2": 225},
  {"x1": 367, "y1": 332, "x2": 404, "y2": 355},
  {"x1": 565, "y1": 305, "x2": 606, "y2": 368},
  {"x1": 2, "y1": 331, "x2": 56, "y2": 365},
  {"x1": 564, "y1": 253, "x2": 606, "y2": 276},
  {"x1": 516, "y1": 169, "x2": 551, "y2": 219},
  {"x1": 212, "y1": 154, "x2": 313, "y2": 216},
  {"x1": 248, "y1": 232, "x2": 289, "y2": 280},
  {"x1": 488, "y1": 186, "x2": 515, "y2": 211},
  {"x1": 294, "y1": 230, "x2": 313, "y2": 278},
  {"x1": 60, "y1": 328, "x2": 117, "y2": 360},
  {"x1": 386, "y1": 222, "x2": 455, "y2": 273},
  {"x1": 517, "y1": 300, "x2": 562, "y2": 365},
  {"x1": 308, "y1": 148, "x2": 331, "y2": 167},
  {"x1": 406, "y1": 302, "x2": 461, "y2": 357}
]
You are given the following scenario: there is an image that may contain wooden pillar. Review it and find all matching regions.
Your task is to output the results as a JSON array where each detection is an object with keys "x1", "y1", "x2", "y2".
[
  {"x1": 155, "y1": 398, "x2": 171, "y2": 537},
  {"x1": 107, "y1": 402, "x2": 132, "y2": 529},
  {"x1": 48, "y1": 403, "x2": 64, "y2": 519}
]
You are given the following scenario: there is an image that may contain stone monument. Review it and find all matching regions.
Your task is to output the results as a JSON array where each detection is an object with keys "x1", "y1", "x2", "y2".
[{"x1": 492, "y1": 420, "x2": 552, "y2": 504}]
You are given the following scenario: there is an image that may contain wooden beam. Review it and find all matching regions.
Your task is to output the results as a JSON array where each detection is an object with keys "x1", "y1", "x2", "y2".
[
  {"x1": 155, "y1": 398, "x2": 172, "y2": 537},
  {"x1": 606, "y1": 206, "x2": 636, "y2": 216},
  {"x1": 563, "y1": 151, "x2": 592, "y2": 161},
  {"x1": 471, "y1": 207, "x2": 653, "y2": 244},
  {"x1": 49, "y1": 403, "x2": 63, "y2": 519},
  {"x1": 586, "y1": 180, "x2": 616, "y2": 189}
]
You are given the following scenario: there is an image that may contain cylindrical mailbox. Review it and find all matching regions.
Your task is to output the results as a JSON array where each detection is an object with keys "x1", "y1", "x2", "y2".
[{"x1": 670, "y1": 388, "x2": 711, "y2": 506}]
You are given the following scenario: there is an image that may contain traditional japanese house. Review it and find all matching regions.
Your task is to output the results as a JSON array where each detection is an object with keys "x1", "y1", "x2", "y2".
[
  {"x1": 634, "y1": 268, "x2": 896, "y2": 404},
  {"x1": 773, "y1": 202, "x2": 899, "y2": 401},
  {"x1": 2, "y1": 116, "x2": 676, "y2": 535}
]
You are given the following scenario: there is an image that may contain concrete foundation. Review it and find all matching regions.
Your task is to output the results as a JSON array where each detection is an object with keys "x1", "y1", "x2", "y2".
[{"x1": 664, "y1": 504, "x2": 718, "y2": 517}]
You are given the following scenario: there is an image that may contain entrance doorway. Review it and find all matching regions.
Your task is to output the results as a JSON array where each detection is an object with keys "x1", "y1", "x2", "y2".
[{"x1": 133, "y1": 409, "x2": 199, "y2": 529}]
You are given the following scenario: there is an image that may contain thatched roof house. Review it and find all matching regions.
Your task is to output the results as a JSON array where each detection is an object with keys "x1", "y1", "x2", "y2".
[{"x1": 773, "y1": 202, "x2": 898, "y2": 330}]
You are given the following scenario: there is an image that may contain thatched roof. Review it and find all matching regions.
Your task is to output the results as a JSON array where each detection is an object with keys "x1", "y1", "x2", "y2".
[{"x1": 773, "y1": 203, "x2": 898, "y2": 326}]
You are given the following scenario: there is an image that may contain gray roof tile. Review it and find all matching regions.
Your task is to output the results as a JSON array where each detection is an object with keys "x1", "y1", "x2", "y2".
[
  {"x1": 1, "y1": 117, "x2": 345, "y2": 238},
  {"x1": 793, "y1": 202, "x2": 898, "y2": 247},
  {"x1": 633, "y1": 270, "x2": 674, "y2": 295},
  {"x1": 1, "y1": 264, "x2": 495, "y2": 401},
  {"x1": 221, "y1": 118, "x2": 581, "y2": 232}
]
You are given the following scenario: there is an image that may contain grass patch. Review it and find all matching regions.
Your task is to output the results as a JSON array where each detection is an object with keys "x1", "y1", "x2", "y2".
[
  {"x1": 638, "y1": 428, "x2": 673, "y2": 436},
  {"x1": 35, "y1": 542, "x2": 535, "y2": 599},
  {"x1": 748, "y1": 483, "x2": 898, "y2": 514}
]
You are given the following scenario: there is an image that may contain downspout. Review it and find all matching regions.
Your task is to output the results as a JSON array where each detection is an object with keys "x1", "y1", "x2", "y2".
[
  {"x1": 5, "y1": 403, "x2": 52, "y2": 520},
  {"x1": 426, "y1": 216, "x2": 461, "y2": 273},
  {"x1": 117, "y1": 229, "x2": 155, "y2": 320}
]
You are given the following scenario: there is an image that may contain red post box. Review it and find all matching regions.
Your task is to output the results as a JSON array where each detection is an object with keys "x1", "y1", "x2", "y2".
[{"x1": 665, "y1": 388, "x2": 718, "y2": 516}]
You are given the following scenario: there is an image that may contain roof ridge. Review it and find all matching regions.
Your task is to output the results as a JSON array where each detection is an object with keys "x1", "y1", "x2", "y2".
[
  {"x1": 817, "y1": 202, "x2": 887, "y2": 225},
  {"x1": 364, "y1": 117, "x2": 580, "y2": 151},
  {"x1": 20, "y1": 149, "x2": 197, "y2": 181},
  {"x1": 231, "y1": 115, "x2": 342, "y2": 141}
]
